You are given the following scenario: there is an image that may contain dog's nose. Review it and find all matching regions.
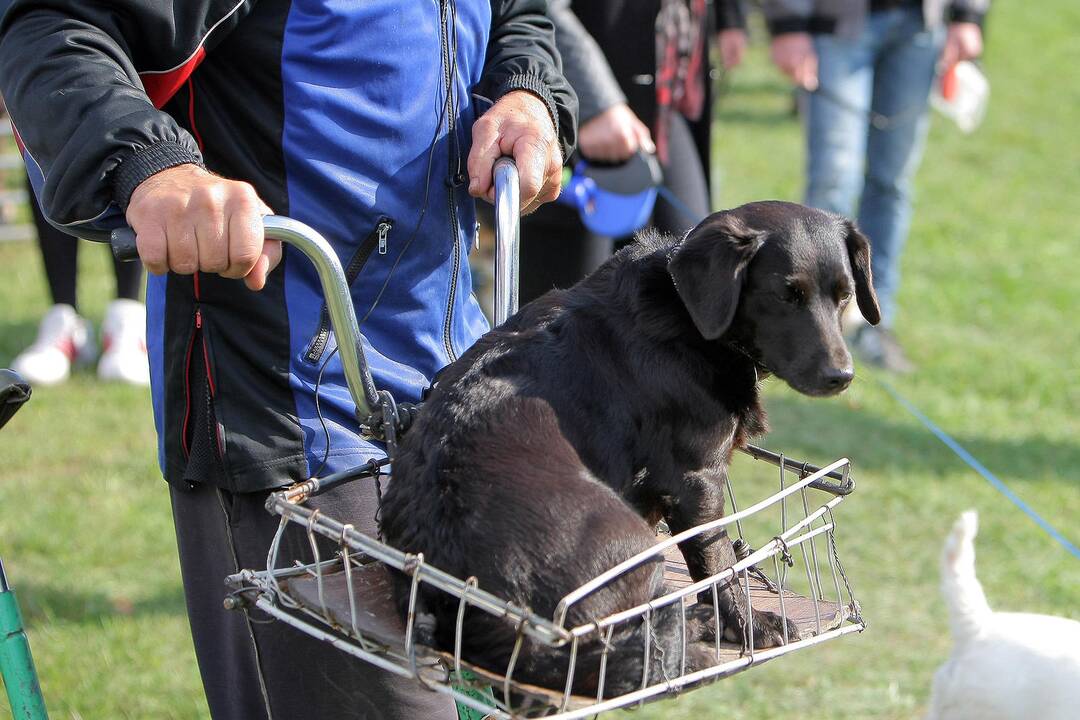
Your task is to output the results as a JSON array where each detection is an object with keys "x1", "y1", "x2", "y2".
[{"x1": 823, "y1": 366, "x2": 854, "y2": 390}]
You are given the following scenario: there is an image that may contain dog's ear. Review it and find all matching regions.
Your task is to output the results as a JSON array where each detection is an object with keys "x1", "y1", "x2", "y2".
[
  {"x1": 844, "y1": 220, "x2": 881, "y2": 326},
  {"x1": 668, "y1": 213, "x2": 765, "y2": 340}
]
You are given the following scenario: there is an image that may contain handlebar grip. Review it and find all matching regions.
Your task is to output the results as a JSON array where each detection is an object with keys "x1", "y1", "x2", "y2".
[{"x1": 110, "y1": 227, "x2": 140, "y2": 262}]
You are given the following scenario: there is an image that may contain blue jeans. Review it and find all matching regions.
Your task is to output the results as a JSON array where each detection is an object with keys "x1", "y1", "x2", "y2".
[{"x1": 805, "y1": 8, "x2": 944, "y2": 327}]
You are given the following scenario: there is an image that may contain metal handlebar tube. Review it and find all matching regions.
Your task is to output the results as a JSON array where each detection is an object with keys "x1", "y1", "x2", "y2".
[
  {"x1": 0, "y1": 556, "x2": 50, "y2": 720},
  {"x1": 109, "y1": 217, "x2": 380, "y2": 420},
  {"x1": 493, "y1": 157, "x2": 520, "y2": 326},
  {"x1": 261, "y1": 216, "x2": 380, "y2": 420}
]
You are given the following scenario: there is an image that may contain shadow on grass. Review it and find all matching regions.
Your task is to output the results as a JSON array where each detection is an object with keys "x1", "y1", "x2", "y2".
[
  {"x1": 16, "y1": 581, "x2": 188, "y2": 625},
  {"x1": 758, "y1": 395, "x2": 1080, "y2": 485}
]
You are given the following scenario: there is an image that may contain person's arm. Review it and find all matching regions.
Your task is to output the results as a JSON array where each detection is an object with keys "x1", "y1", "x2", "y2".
[
  {"x1": 760, "y1": 0, "x2": 819, "y2": 90},
  {"x1": 547, "y1": 0, "x2": 624, "y2": 127},
  {"x1": 0, "y1": 1, "x2": 252, "y2": 237},
  {"x1": 546, "y1": 0, "x2": 653, "y2": 164},
  {"x1": 0, "y1": 1, "x2": 277, "y2": 289},
  {"x1": 941, "y1": 0, "x2": 989, "y2": 69},
  {"x1": 469, "y1": 0, "x2": 578, "y2": 213},
  {"x1": 715, "y1": 0, "x2": 750, "y2": 71}
]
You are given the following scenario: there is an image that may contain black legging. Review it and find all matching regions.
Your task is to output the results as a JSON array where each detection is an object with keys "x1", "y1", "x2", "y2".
[
  {"x1": 28, "y1": 174, "x2": 142, "y2": 309},
  {"x1": 519, "y1": 112, "x2": 709, "y2": 304}
]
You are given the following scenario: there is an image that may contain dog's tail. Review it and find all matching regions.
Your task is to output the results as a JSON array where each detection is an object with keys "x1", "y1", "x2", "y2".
[{"x1": 940, "y1": 510, "x2": 992, "y2": 645}]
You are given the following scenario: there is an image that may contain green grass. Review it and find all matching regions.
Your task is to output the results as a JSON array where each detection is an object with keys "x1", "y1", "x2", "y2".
[{"x1": 2, "y1": 1, "x2": 1079, "y2": 717}]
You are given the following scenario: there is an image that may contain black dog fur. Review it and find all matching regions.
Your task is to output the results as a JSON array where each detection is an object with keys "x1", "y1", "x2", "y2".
[{"x1": 379, "y1": 201, "x2": 880, "y2": 695}]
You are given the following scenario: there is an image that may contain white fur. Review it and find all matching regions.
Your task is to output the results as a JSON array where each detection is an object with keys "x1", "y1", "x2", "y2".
[{"x1": 925, "y1": 511, "x2": 1080, "y2": 720}]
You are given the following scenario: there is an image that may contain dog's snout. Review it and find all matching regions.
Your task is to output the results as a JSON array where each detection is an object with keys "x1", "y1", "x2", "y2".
[{"x1": 823, "y1": 366, "x2": 854, "y2": 391}]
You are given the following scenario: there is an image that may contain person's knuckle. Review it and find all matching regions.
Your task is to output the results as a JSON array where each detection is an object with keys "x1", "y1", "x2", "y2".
[
  {"x1": 172, "y1": 256, "x2": 198, "y2": 275},
  {"x1": 230, "y1": 241, "x2": 261, "y2": 272},
  {"x1": 473, "y1": 115, "x2": 497, "y2": 137}
]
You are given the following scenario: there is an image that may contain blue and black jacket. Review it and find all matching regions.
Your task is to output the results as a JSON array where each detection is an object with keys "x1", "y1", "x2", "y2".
[{"x1": 0, "y1": 0, "x2": 577, "y2": 492}]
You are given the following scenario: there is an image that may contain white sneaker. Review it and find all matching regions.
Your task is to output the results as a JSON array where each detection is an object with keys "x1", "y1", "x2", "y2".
[
  {"x1": 11, "y1": 304, "x2": 96, "y2": 386},
  {"x1": 97, "y1": 299, "x2": 150, "y2": 387}
]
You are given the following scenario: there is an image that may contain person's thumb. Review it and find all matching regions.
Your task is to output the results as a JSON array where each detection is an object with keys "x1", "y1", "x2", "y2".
[{"x1": 243, "y1": 239, "x2": 281, "y2": 292}]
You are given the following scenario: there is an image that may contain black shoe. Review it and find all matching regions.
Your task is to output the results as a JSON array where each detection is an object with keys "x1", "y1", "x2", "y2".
[{"x1": 852, "y1": 326, "x2": 915, "y2": 374}]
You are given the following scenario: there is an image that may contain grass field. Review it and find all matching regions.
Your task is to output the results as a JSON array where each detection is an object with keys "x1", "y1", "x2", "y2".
[{"x1": 2, "y1": 2, "x2": 1078, "y2": 718}]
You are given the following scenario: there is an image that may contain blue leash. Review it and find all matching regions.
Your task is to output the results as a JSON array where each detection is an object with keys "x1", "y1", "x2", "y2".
[
  {"x1": 873, "y1": 377, "x2": 1080, "y2": 561},
  {"x1": 656, "y1": 185, "x2": 1080, "y2": 560}
]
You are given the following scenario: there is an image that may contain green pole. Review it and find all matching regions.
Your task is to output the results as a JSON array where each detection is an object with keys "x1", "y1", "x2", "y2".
[{"x1": 0, "y1": 557, "x2": 49, "y2": 720}]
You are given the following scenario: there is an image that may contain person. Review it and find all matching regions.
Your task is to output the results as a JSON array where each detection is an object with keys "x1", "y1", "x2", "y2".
[
  {"x1": 763, "y1": 0, "x2": 989, "y2": 372},
  {"x1": 0, "y1": 2, "x2": 576, "y2": 718},
  {"x1": 10, "y1": 173, "x2": 149, "y2": 387},
  {"x1": 518, "y1": 0, "x2": 749, "y2": 303}
]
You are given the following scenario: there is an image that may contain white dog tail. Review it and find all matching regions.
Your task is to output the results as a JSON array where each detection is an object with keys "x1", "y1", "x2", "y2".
[{"x1": 941, "y1": 510, "x2": 992, "y2": 645}]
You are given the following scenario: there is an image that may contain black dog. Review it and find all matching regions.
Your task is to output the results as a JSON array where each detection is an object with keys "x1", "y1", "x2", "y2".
[{"x1": 379, "y1": 201, "x2": 880, "y2": 695}]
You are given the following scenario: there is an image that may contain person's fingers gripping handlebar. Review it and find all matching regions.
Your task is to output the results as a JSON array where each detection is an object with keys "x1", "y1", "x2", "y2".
[{"x1": 122, "y1": 164, "x2": 279, "y2": 291}]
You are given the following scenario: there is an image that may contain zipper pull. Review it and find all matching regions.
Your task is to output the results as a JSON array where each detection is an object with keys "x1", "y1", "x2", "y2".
[
  {"x1": 474, "y1": 221, "x2": 481, "y2": 251},
  {"x1": 195, "y1": 308, "x2": 202, "y2": 329},
  {"x1": 377, "y1": 221, "x2": 391, "y2": 255}
]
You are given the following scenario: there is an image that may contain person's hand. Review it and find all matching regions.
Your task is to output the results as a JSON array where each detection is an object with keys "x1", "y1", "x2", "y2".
[
  {"x1": 718, "y1": 28, "x2": 748, "y2": 71},
  {"x1": 770, "y1": 32, "x2": 818, "y2": 90},
  {"x1": 468, "y1": 90, "x2": 563, "y2": 214},
  {"x1": 577, "y1": 104, "x2": 654, "y2": 163},
  {"x1": 125, "y1": 163, "x2": 278, "y2": 291},
  {"x1": 940, "y1": 22, "x2": 983, "y2": 70}
]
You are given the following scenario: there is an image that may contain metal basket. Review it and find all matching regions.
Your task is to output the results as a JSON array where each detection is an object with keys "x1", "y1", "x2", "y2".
[{"x1": 223, "y1": 159, "x2": 867, "y2": 718}]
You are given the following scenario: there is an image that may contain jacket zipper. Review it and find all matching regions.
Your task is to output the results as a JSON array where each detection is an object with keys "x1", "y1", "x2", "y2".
[
  {"x1": 181, "y1": 306, "x2": 225, "y2": 457},
  {"x1": 180, "y1": 310, "x2": 199, "y2": 458},
  {"x1": 440, "y1": 0, "x2": 460, "y2": 362},
  {"x1": 443, "y1": 187, "x2": 460, "y2": 362},
  {"x1": 305, "y1": 218, "x2": 393, "y2": 364}
]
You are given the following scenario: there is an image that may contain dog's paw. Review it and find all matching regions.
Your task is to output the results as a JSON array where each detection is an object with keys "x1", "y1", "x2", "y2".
[
  {"x1": 745, "y1": 608, "x2": 800, "y2": 648},
  {"x1": 706, "y1": 580, "x2": 801, "y2": 649}
]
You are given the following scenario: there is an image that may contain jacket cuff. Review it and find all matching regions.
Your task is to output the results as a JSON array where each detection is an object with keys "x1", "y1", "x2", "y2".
[
  {"x1": 495, "y1": 73, "x2": 560, "y2": 144},
  {"x1": 768, "y1": 16, "x2": 836, "y2": 35},
  {"x1": 112, "y1": 141, "x2": 204, "y2": 211},
  {"x1": 768, "y1": 16, "x2": 811, "y2": 35},
  {"x1": 717, "y1": 0, "x2": 748, "y2": 31},
  {"x1": 947, "y1": 7, "x2": 986, "y2": 26}
]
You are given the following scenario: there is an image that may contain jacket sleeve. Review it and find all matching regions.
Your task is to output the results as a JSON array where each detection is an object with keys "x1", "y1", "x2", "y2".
[
  {"x1": 0, "y1": 1, "x2": 254, "y2": 240},
  {"x1": 547, "y1": 0, "x2": 624, "y2": 125},
  {"x1": 715, "y1": 0, "x2": 749, "y2": 32},
  {"x1": 759, "y1": 0, "x2": 817, "y2": 35},
  {"x1": 947, "y1": 0, "x2": 991, "y2": 25},
  {"x1": 479, "y1": 0, "x2": 579, "y2": 161}
]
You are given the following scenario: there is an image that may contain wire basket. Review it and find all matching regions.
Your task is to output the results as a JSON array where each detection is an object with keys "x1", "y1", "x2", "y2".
[
  {"x1": 211, "y1": 160, "x2": 866, "y2": 717},
  {"x1": 225, "y1": 448, "x2": 865, "y2": 719}
]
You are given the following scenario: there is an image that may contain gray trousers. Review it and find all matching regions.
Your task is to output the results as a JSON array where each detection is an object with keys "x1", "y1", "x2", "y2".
[{"x1": 169, "y1": 480, "x2": 458, "y2": 720}]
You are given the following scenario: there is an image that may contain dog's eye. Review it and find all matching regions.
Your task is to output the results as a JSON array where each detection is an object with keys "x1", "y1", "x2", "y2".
[
  {"x1": 838, "y1": 291, "x2": 853, "y2": 306},
  {"x1": 779, "y1": 285, "x2": 803, "y2": 305}
]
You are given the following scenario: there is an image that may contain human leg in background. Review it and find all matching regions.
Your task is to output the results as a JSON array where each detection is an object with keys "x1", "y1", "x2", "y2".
[
  {"x1": 99, "y1": 239, "x2": 149, "y2": 385},
  {"x1": 651, "y1": 113, "x2": 710, "y2": 235},
  {"x1": 858, "y1": 9, "x2": 943, "y2": 326},
  {"x1": 10, "y1": 177, "x2": 95, "y2": 385},
  {"x1": 804, "y1": 30, "x2": 875, "y2": 221},
  {"x1": 852, "y1": 8, "x2": 944, "y2": 372}
]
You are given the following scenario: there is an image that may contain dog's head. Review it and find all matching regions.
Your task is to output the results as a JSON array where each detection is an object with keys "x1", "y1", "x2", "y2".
[{"x1": 668, "y1": 201, "x2": 880, "y2": 396}]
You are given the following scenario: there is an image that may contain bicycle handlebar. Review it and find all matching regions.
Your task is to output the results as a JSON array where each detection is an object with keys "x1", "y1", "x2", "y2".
[{"x1": 104, "y1": 158, "x2": 522, "y2": 422}]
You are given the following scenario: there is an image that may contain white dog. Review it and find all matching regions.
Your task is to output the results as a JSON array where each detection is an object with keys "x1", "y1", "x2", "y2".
[{"x1": 925, "y1": 511, "x2": 1080, "y2": 719}]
